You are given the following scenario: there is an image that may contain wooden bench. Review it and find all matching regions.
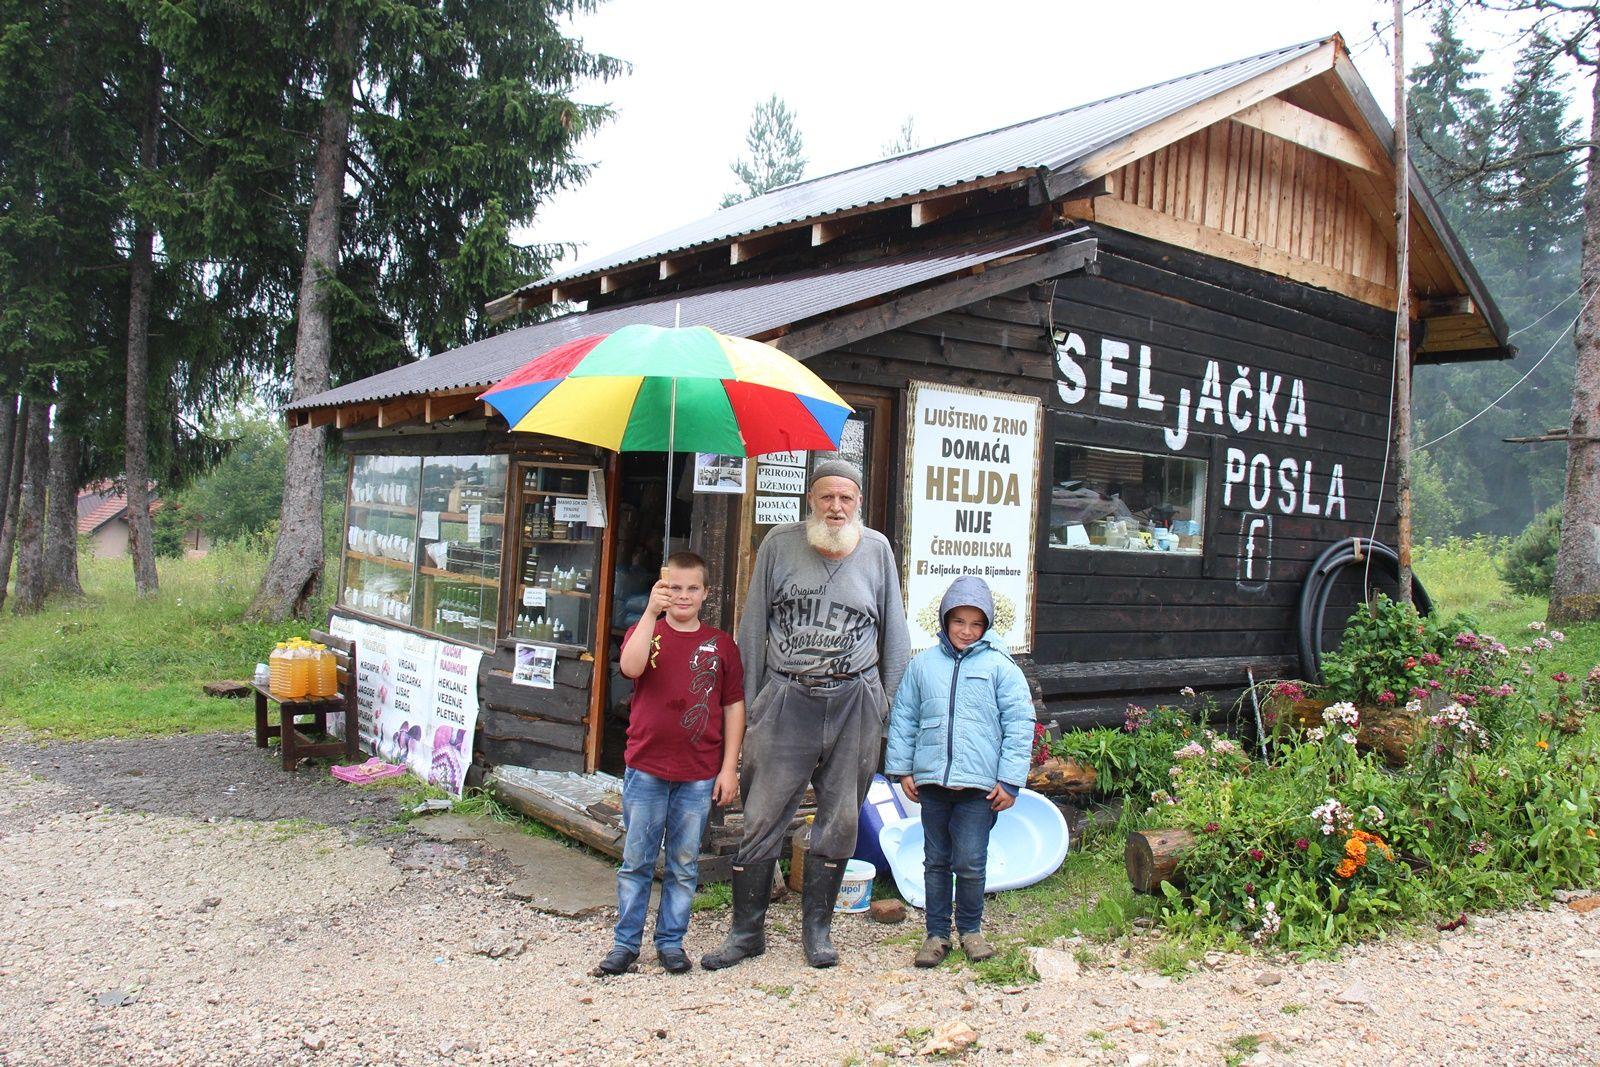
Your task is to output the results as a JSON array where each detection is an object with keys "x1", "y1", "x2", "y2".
[{"x1": 253, "y1": 630, "x2": 360, "y2": 771}]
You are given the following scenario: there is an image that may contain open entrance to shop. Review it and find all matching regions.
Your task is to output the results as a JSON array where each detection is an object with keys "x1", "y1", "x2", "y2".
[{"x1": 597, "y1": 450, "x2": 695, "y2": 776}]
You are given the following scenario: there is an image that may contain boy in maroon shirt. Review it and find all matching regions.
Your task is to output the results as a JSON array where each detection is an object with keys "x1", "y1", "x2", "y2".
[{"x1": 594, "y1": 551, "x2": 745, "y2": 976}]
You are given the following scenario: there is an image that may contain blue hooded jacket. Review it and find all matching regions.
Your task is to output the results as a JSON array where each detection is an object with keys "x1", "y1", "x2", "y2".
[{"x1": 884, "y1": 575, "x2": 1036, "y2": 793}]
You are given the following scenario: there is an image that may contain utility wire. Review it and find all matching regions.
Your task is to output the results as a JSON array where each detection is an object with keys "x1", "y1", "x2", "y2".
[{"x1": 1417, "y1": 284, "x2": 1597, "y2": 451}]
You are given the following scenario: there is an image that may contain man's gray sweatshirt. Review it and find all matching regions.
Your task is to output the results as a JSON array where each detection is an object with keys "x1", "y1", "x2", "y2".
[{"x1": 736, "y1": 523, "x2": 911, "y2": 707}]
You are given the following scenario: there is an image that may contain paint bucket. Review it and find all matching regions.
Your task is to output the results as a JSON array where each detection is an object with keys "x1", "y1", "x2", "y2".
[{"x1": 834, "y1": 859, "x2": 876, "y2": 913}]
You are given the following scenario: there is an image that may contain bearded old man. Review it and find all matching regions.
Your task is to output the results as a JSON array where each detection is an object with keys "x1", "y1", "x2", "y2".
[{"x1": 702, "y1": 460, "x2": 911, "y2": 970}]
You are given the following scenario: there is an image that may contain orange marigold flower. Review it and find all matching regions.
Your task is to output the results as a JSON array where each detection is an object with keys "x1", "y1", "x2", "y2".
[
  {"x1": 1335, "y1": 858, "x2": 1359, "y2": 878},
  {"x1": 1345, "y1": 837, "x2": 1368, "y2": 863},
  {"x1": 1536, "y1": 740, "x2": 1550, "y2": 750},
  {"x1": 1350, "y1": 829, "x2": 1394, "y2": 860}
]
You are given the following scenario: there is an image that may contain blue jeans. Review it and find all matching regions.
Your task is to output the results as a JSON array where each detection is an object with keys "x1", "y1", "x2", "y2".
[
  {"x1": 614, "y1": 767, "x2": 714, "y2": 953},
  {"x1": 919, "y1": 784, "x2": 996, "y2": 937}
]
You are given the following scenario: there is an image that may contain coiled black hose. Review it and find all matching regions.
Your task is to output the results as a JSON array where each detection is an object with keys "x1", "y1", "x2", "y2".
[{"x1": 1296, "y1": 537, "x2": 1433, "y2": 683}]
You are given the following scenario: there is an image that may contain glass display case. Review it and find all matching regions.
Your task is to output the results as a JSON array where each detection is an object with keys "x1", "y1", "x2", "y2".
[
  {"x1": 510, "y1": 462, "x2": 601, "y2": 651},
  {"x1": 341, "y1": 455, "x2": 422, "y2": 623},
  {"x1": 415, "y1": 455, "x2": 508, "y2": 648}
]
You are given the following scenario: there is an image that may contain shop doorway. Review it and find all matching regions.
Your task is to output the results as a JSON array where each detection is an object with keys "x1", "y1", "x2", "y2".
[{"x1": 598, "y1": 451, "x2": 695, "y2": 775}]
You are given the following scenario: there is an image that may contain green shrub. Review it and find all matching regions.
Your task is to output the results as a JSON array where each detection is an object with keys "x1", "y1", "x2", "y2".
[{"x1": 1501, "y1": 505, "x2": 1562, "y2": 597}]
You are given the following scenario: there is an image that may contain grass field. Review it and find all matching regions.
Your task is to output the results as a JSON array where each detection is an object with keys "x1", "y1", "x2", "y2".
[{"x1": 0, "y1": 546, "x2": 319, "y2": 739}]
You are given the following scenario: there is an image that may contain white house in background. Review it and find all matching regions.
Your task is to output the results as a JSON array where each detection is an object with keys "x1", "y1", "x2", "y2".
[{"x1": 75, "y1": 483, "x2": 208, "y2": 558}]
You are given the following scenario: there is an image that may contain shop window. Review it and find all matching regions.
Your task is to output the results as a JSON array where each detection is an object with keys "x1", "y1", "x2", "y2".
[
  {"x1": 341, "y1": 455, "x2": 421, "y2": 623},
  {"x1": 415, "y1": 455, "x2": 508, "y2": 648},
  {"x1": 1048, "y1": 443, "x2": 1205, "y2": 554}
]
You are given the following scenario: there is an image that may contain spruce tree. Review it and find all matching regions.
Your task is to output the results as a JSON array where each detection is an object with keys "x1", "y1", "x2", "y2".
[{"x1": 721, "y1": 94, "x2": 807, "y2": 208}]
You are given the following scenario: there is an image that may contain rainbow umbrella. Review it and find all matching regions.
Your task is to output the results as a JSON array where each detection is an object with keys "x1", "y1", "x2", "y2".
[{"x1": 479, "y1": 323, "x2": 853, "y2": 566}]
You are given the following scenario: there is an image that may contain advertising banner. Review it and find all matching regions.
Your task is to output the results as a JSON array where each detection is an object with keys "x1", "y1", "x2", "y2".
[
  {"x1": 327, "y1": 613, "x2": 483, "y2": 796},
  {"x1": 902, "y1": 381, "x2": 1042, "y2": 653}
]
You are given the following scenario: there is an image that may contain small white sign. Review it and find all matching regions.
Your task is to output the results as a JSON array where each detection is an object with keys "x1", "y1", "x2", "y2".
[
  {"x1": 587, "y1": 470, "x2": 607, "y2": 527},
  {"x1": 693, "y1": 453, "x2": 747, "y2": 494},
  {"x1": 465, "y1": 504, "x2": 482, "y2": 544},
  {"x1": 555, "y1": 497, "x2": 586, "y2": 523},
  {"x1": 522, "y1": 586, "x2": 547, "y2": 608},
  {"x1": 754, "y1": 495, "x2": 801, "y2": 525},
  {"x1": 763, "y1": 450, "x2": 807, "y2": 468},
  {"x1": 418, "y1": 511, "x2": 441, "y2": 540},
  {"x1": 755, "y1": 465, "x2": 807, "y2": 495}
]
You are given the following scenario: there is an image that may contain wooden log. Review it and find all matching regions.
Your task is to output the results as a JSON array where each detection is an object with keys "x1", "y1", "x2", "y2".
[
  {"x1": 1026, "y1": 756, "x2": 1098, "y2": 795},
  {"x1": 1125, "y1": 828, "x2": 1197, "y2": 894},
  {"x1": 202, "y1": 679, "x2": 251, "y2": 699},
  {"x1": 1281, "y1": 698, "x2": 1425, "y2": 767}
]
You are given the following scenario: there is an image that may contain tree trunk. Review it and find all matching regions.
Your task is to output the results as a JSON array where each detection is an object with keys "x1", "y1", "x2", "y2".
[
  {"x1": 1125, "y1": 828, "x2": 1196, "y2": 893},
  {"x1": 1550, "y1": 62, "x2": 1600, "y2": 625},
  {"x1": 43, "y1": 425, "x2": 82, "y2": 597},
  {"x1": 123, "y1": 47, "x2": 161, "y2": 596},
  {"x1": 0, "y1": 397, "x2": 27, "y2": 611},
  {"x1": 11, "y1": 400, "x2": 51, "y2": 614},
  {"x1": 1283, "y1": 698, "x2": 1426, "y2": 767},
  {"x1": 249, "y1": 15, "x2": 358, "y2": 623},
  {"x1": 0, "y1": 394, "x2": 16, "y2": 542}
]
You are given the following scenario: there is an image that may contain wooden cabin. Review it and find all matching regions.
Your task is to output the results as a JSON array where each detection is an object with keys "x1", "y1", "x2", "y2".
[{"x1": 286, "y1": 35, "x2": 1508, "y2": 859}]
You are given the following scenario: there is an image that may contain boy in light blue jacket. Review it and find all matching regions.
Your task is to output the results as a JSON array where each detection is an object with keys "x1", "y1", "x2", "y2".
[{"x1": 885, "y1": 575, "x2": 1036, "y2": 968}]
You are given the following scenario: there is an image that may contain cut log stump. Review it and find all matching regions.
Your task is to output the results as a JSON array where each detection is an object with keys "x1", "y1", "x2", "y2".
[
  {"x1": 1125, "y1": 828, "x2": 1196, "y2": 894},
  {"x1": 1027, "y1": 756, "x2": 1098, "y2": 795},
  {"x1": 203, "y1": 679, "x2": 251, "y2": 699},
  {"x1": 1284, "y1": 699, "x2": 1430, "y2": 767}
]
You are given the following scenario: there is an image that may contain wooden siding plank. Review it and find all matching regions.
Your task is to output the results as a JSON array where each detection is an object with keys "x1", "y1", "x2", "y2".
[{"x1": 1088, "y1": 196, "x2": 1395, "y2": 309}]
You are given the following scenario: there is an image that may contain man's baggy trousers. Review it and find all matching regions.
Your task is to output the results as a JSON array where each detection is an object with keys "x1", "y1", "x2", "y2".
[{"x1": 734, "y1": 673, "x2": 886, "y2": 864}]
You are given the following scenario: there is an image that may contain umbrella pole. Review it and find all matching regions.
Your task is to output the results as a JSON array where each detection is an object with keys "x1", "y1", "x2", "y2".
[{"x1": 662, "y1": 377, "x2": 676, "y2": 579}]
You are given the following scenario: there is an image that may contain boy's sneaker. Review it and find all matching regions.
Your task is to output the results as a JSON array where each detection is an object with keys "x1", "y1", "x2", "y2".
[
  {"x1": 592, "y1": 947, "x2": 638, "y2": 977},
  {"x1": 959, "y1": 932, "x2": 996, "y2": 962},
  {"x1": 913, "y1": 936, "x2": 951, "y2": 968},
  {"x1": 657, "y1": 946, "x2": 692, "y2": 974}
]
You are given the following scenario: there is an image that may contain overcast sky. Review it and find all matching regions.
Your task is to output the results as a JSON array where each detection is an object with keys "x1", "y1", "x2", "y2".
[{"x1": 520, "y1": 0, "x2": 1547, "y2": 277}]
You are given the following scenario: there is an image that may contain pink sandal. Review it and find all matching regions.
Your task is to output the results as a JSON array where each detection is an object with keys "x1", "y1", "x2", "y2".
[{"x1": 331, "y1": 757, "x2": 406, "y2": 784}]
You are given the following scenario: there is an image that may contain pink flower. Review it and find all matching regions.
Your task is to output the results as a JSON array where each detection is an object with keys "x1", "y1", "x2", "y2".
[
  {"x1": 1203, "y1": 822, "x2": 1220, "y2": 833},
  {"x1": 1248, "y1": 848, "x2": 1265, "y2": 862},
  {"x1": 1421, "y1": 653, "x2": 1442, "y2": 667},
  {"x1": 1378, "y1": 690, "x2": 1396, "y2": 705},
  {"x1": 1552, "y1": 672, "x2": 1572, "y2": 684},
  {"x1": 1410, "y1": 687, "x2": 1429, "y2": 700},
  {"x1": 1294, "y1": 837, "x2": 1309, "y2": 851},
  {"x1": 1454, "y1": 632, "x2": 1480, "y2": 650},
  {"x1": 1244, "y1": 881, "x2": 1256, "y2": 894},
  {"x1": 1272, "y1": 681, "x2": 1304, "y2": 701},
  {"x1": 1551, "y1": 630, "x2": 1567, "y2": 643},
  {"x1": 1404, "y1": 658, "x2": 1418, "y2": 670},
  {"x1": 1427, "y1": 680, "x2": 1443, "y2": 690}
]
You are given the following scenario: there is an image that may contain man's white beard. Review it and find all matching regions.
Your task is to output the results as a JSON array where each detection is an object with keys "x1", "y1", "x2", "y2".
[{"x1": 805, "y1": 511, "x2": 863, "y2": 555}]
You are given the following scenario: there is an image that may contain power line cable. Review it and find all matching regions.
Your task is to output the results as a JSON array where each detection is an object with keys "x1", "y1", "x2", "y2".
[{"x1": 1417, "y1": 284, "x2": 1596, "y2": 451}]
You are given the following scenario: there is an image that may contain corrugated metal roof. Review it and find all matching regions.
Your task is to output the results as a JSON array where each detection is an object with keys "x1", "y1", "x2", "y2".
[
  {"x1": 533, "y1": 38, "x2": 1328, "y2": 289},
  {"x1": 290, "y1": 230, "x2": 1077, "y2": 412}
]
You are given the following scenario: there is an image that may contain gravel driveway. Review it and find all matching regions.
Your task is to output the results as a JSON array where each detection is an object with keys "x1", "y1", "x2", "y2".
[{"x1": 2, "y1": 733, "x2": 1597, "y2": 1065}]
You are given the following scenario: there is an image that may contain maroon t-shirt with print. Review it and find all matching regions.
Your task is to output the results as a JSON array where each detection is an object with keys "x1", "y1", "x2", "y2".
[{"x1": 622, "y1": 619, "x2": 745, "y2": 782}]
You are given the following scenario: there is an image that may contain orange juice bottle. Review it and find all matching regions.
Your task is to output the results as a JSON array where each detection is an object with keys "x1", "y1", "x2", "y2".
[
  {"x1": 269, "y1": 643, "x2": 290, "y2": 698},
  {"x1": 313, "y1": 644, "x2": 337, "y2": 697},
  {"x1": 288, "y1": 641, "x2": 311, "y2": 699}
]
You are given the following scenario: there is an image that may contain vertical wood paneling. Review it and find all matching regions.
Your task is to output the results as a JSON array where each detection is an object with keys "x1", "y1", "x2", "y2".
[{"x1": 1093, "y1": 115, "x2": 1404, "y2": 309}]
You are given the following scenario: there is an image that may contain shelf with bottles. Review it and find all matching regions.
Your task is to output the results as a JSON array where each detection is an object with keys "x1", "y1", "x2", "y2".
[
  {"x1": 512, "y1": 602, "x2": 589, "y2": 645},
  {"x1": 421, "y1": 575, "x2": 498, "y2": 647},
  {"x1": 346, "y1": 549, "x2": 413, "y2": 570},
  {"x1": 347, "y1": 500, "x2": 418, "y2": 517},
  {"x1": 420, "y1": 564, "x2": 497, "y2": 587},
  {"x1": 517, "y1": 495, "x2": 597, "y2": 543},
  {"x1": 348, "y1": 454, "x2": 422, "y2": 510}
]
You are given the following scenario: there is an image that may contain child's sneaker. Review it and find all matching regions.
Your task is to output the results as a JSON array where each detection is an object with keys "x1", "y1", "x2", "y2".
[
  {"x1": 592, "y1": 947, "x2": 638, "y2": 977},
  {"x1": 959, "y1": 932, "x2": 995, "y2": 962},
  {"x1": 657, "y1": 946, "x2": 691, "y2": 974},
  {"x1": 913, "y1": 936, "x2": 950, "y2": 968}
]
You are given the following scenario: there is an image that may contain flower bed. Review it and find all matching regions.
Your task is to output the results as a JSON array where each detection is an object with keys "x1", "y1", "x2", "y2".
[{"x1": 1051, "y1": 596, "x2": 1600, "y2": 952}]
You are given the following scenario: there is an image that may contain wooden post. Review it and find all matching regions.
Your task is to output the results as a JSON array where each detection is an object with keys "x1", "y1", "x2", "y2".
[
  {"x1": 1125, "y1": 829, "x2": 1196, "y2": 893},
  {"x1": 1393, "y1": 0, "x2": 1414, "y2": 605}
]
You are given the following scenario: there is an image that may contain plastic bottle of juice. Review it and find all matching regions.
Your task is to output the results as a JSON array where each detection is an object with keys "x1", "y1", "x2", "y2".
[
  {"x1": 269, "y1": 642, "x2": 289, "y2": 697},
  {"x1": 287, "y1": 640, "x2": 311, "y2": 699},
  {"x1": 313, "y1": 643, "x2": 337, "y2": 698}
]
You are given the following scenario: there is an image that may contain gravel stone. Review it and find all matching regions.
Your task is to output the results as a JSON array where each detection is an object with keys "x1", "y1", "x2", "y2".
[{"x1": 5, "y1": 732, "x2": 1600, "y2": 1065}]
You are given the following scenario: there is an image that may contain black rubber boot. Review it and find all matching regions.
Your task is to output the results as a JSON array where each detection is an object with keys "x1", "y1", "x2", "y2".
[
  {"x1": 699, "y1": 860, "x2": 774, "y2": 971},
  {"x1": 802, "y1": 857, "x2": 848, "y2": 968}
]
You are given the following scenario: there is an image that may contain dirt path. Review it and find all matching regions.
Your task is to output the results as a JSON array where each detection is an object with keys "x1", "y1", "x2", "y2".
[{"x1": 2, "y1": 734, "x2": 1597, "y2": 1065}]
